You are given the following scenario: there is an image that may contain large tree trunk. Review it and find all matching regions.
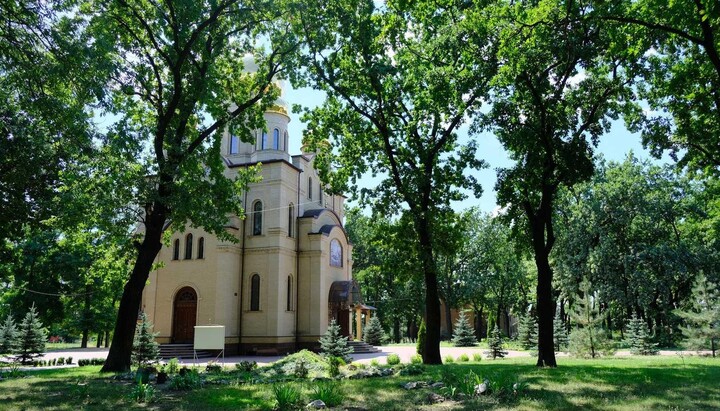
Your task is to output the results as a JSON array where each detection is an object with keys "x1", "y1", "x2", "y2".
[
  {"x1": 81, "y1": 330, "x2": 89, "y2": 349},
  {"x1": 444, "y1": 300, "x2": 453, "y2": 339},
  {"x1": 417, "y1": 216, "x2": 442, "y2": 365},
  {"x1": 101, "y1": 208, "x2": 166, "y2": 372},
  {"x1": 528, "y1": 195, "x2": 557, "y2": 368},
  {"x1": 393, "y1": 317, "x2": 401, "y2": 343}
]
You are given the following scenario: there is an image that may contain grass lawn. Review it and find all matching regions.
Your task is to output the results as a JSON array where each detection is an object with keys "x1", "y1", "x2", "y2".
[{"x1": 1, "y1": 356, "x2": 718, "y2": 410}]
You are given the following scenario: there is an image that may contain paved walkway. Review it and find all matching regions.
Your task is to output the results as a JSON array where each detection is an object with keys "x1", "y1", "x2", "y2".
[{"x1": 5, "y1": 345, "x2": 709, "y2": 369}]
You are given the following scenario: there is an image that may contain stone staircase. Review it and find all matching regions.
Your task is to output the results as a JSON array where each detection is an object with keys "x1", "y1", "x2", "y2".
[
  {"x1": 158, "y1": 344, "x2": 214, "y2": 359},
  {"x1": 347, "y1": 340, "x2": 381, "y2": 354}
]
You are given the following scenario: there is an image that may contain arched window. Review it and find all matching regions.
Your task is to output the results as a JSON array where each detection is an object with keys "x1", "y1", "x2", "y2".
[
  {"x1": 184, "y1": 234, "x2": 193, "y2": 260},
  {"x1": 319, "y1": 186, "x2": 323, "y2": 205},
  {"x1": 330, "y1": 239, "x2": 343, "y2": 267},
  {"x1": 229, "y1": 134, "x2": 239, "y2": 154},
  {"x1": 197, "y1": 237, "x2": 205, "y2": 259},
  {"x1": 172, "y1": 239, "x2": 180, "y2": 260},
  {"x1": 250, "y1": 274, "x2": 260, "y2": 311},
  {"x1": 287, "y1": 275, "x2": 293, "y2": 311},
  {"x1": 288, "y1": 203, "x2": 294, "y2": 237},
  {"x1": 273, "y1": 128, "x2": 280, "y2": 150},
  {"x1": 284, "y1": 131, "x2": 288, "y2": 151},
  {"x1": 261, "y1": 131, "x2": 268, "y2": 150},
  {"x1": 308, "y1": 177, "x2": 313, "y2": 200},
  {"x1": 252, "y1": 201, "x2": 263, "y2": 235}
]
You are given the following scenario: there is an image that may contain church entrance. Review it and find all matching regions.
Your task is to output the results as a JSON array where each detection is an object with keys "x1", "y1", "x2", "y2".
[
  {"x1": 172, "y1": 287, "x2": 197, "y2": 343},
  {"x1": 338, "y1": 308, "x2": 350, "y2": 337},
  {"x1": 329, "y1": 281, "x2": 361, "y2": 338}
]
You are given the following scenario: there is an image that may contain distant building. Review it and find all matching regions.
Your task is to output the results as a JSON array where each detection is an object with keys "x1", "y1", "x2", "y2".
[{"x1": 141, "y1": 81, "x2": 372, "y2": 354}]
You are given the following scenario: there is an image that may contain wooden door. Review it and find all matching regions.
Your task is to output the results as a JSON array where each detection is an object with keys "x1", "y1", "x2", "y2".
[
  {"x1": 172, "y1": 287, "x2": 197, "y2": 343},
  {"x1": 338, "y1": 308, "x2": 350, "y2": 337}
]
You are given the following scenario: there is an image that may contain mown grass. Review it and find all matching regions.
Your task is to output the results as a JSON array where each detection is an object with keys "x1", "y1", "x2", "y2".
[{"x1": 1, "y1": 356, "x2": 718, "y2": 410}]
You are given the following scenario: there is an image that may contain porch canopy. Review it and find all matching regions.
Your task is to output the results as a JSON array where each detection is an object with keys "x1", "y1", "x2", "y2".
[{"x1": 328, "y1": 280, "x2": 377, "y2": 341}]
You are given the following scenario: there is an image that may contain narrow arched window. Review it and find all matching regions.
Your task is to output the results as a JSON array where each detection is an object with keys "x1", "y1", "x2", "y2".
[
  {"x1": 287, "y1": 275, "x2": 293, "y2": 311},
  {"x1": 252, "y1": 201, "x2": 263, "y2": 235},
  {"x1": 197, "y1": 237, "x2": 205, "y2": 259},
  {"x1": 284, "y1": 131, "x2": 288, "y2": 151},
  {"x1": 261, "y1": 131, "x2": 268, "y2": 150},
  {"x1": 319, "y1": 186, "x2": 323, "y2": 205},
  {"x1": 273, "y1": 128, "x2": 280, "y2": 150},
  {"x1": 172, "y1": 239, "x2": 180, "y2": 260},
  {"x1": 250, "y1": 274, "x2": 260, "y2": 311},
  {"x1": 229, "y1": 134, "x2": 239, "y2": 154},
  {"x1": 184, "y1": 234, "x2": 193, "y2": 260},
  {"x1": 330, "y1": 239, "x2": 343, "y2": 267},
  {"x1": 308, "y1": 177, "x2": 313, "y2": 200},
  {"x1": 288, "y1": 203, "x2": 294, "y2": 237}
]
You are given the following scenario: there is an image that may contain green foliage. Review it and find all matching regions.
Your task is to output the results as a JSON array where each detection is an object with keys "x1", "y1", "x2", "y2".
[
  {"x1": 416, "y1": 320, "x2": 426, "y2": 356},
  {"x1": 327, "y1": 356, "x2": 345, "y2": 378},
  {"x1": 485, "y1": 325, "x2": 508, "y2": 359},
  {"x1": 272, "y1": 383, "x2": 302, "y2": 410},
  {"x1": 625, "y1": 314, "x2": 659, "y2": 355},
  {"x1": 319, "y1": 320, "x2": 353, "y2": 363},
  {"x1": 15, "y1": 304, "x2": 47, "y2": 365},
  {"x1": 517, "y1": 312, "x2": 538, "y2": 351},
  {"x1": 553, "y1": 312, "x2": 569, "y2": 352},
  {"x1": 473, "y1": 353, "x2": 483, "y2": 362},
  {"x1": 311, "y1": 381, "x2": 345, "y2": 407},
  {"x1": 167, "y1": 358, "x2": 180, "y2": 374},
  {"x1": 363, "y1": 316, "x2": 385, "y2": 346},
  {"x1": 0, "y1": 314, "x2": 18, "y2": 354},
  {"x1": 131, "y1": 312, "x2": 158, "y2": 368},
  {"x1": 457, "y1": 354, "x2": 470, "y2": 362},
  {"x1": 452, "y1": 311, "x2": 478, "y2": 347},
  {"x1": 675, "y1": 274, "x2": 720, "y2": 357},
  {"x1": 410, "y1": 354, "x2": 423, "y2": 364},
  {"x1": 169, "y1": 369, "x2": 202, "y2": 391},
  {"x1": 569, "y1": 278, "x2": 616, "y2": 359},
  {"x1": 129, "y1": 381, "x2": 155, "y2": 404},
  {"x1": 386, "y1": 353, "x2": 400, "y2": 365},
  {"x1": 398, "y1": 363, "x2": 425, "y2": 376},
  {"x1": 444, "y1": 355, "x2": 455, "y2": 363}
]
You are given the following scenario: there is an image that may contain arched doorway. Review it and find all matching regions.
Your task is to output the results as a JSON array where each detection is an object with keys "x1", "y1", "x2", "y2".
[
  {"x1": 172, "y1": 287, "x2": 197, "y2": 343},
  {"x1": 328, "y1": 281, "x2": 362, "y2": 338}
]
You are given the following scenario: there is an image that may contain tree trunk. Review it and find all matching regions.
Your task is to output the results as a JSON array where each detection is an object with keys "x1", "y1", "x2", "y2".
[
  {"x1": 101, "y1": 208, "x2": 166, "y2": 372},
  {"x1": 528, "y1": 202, "x2": 557, "y2": 368},
  {"x1": 104, "y1": 331, "x2": 110, "y2": 348},
  {"x1": 96, "y1": 332, "x2": 103, "y2": 348},
  {"x1": 393, "y1": 317, "x2": 400, "y2": 343},
  {"x1": 416, "y1": 216, "x2": 442, "y2": 365},
  {"x1": 444, "y1": 301, "x2": 453, "y2": 339},
  {"x1": 81, "y1": 330, "x2": 89, "y2": 349}
]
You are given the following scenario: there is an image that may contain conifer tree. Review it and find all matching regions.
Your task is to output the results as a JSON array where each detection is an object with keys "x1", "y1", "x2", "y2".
[
  {"x1": 553, "y1": 311, "x2": 569, "y2": 352},
  {"x1": 15, "y1": 304, "x2": 47, "y2": 364},
  {"x1": 485, "y1": 325, "x2": 508, "y2": 359},
  {"x1": 568, "y1": 278, "x2": 615, "y2": 358},
  {"x1": 132, "y1": 312, "x2": 159, "y2": 368},
  {"x1": 363, "y1": 316, "x2": 385, "y2": 346},
  {"x1": 517, "y1": 312, "x2": 538, "y2": 351},
  {"x1": 675, "y1": 274, "x2": 720, "y2": 357},
  {"x1": 452, "y1": 311, "x2": 478, "y2": 347},
  {"x1": 416, "y1": 320, "x2": 426, "y2": 356},
  {"x1": 0, "y1": 314, "x2": 19, "y2": 355},
  {"x1": 319, "y1": 319, "x2": 353, "y2": 362},
  {"x1": 625, "y1": 313, "x2": 658, "y2": 355}
]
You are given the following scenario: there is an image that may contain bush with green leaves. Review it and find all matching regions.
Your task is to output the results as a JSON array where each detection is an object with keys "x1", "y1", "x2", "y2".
[
  {"x1": 398, "y1": 363, "x2": 424, "y2": 376},
  {"x1": 129, "y1": 381, "x2": 155, "y2": 404},
  {"x1": 416, "y1": 320, "x2": 426, "y2": 355},
  {"x1": 472, "y1": 353, "x2": 482, "y2": 362},
  {"x1": 457, "y1": 353, "x2": 469, "y2": 362},
  {"x1": 363, "y1": 316, "x2": 385, "y2": 346},
  {"x1": 485, "y1": 325, "x2": 508, "y2": 359},
  {"x1": 327, "y1": 356, "x2": 344, "y2": 378},
  {"x1": 15, "y1": 304, "x2": 47, "y2": 364},
  {"x1": 169, "y1": 368, "x2": 202, "y2": 391},
  {"x1": 272, "y1": 383, "x2": 302, "y2": 410},
  {"x1": 0, "y1": 314, "x2": 18, "y2": 355},
  {"x1": 132, "y1": 312, "x2": 159, "y2": 368},
  {"x1": 410, "y1": 354, "x2": 423, "y2": 364},
  {"x1": 386, "y1": 353, "x2": 400, "y2": 365},
  {"x1": 167, "y1": 358, "x2": 180, "y2": 374},
  {"x1": 444, "y1": 355, "x2": 454, "y2": 363},
  {"x1": 312, "y1": 380, "x2": 345, "y2": 407},
  {"x1": 625, "y1": 313, "x2": 659, "y2": 355},
  {"x1": 452, "y1": 311, "x2": 478, "y2": 347},
  {"x1": 319, "y1": 319, "x2": 353, "y2": 363}
]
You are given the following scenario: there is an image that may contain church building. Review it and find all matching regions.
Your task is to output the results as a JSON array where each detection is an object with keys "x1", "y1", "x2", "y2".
[{"x1": 140, "y1": 82, "x2": 372, "y2": 355}]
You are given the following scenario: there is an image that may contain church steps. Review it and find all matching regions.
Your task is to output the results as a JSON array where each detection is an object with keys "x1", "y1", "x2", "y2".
[
  {"x1": 347, "y1": 340, "x2": 381, "y2": 354},
  {"x1": 158, "y1": 344, "x2": 214, "y2": 359}
]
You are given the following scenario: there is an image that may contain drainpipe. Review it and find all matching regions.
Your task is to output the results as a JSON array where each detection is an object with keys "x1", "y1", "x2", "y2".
[
  {"x1": 238, "y1": 177, "x2": 248, "y2": 354},
  {"x1": 294, "y1": 166, "x2": 303, "y2": 351}
]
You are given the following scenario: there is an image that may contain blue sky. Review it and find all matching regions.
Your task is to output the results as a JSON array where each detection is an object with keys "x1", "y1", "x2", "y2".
[{"x1": 285, "y1": 85, "x2": 669, "y2": 214}]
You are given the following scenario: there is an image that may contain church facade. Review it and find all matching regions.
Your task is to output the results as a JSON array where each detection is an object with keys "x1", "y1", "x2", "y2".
[{"x1": 140, "y1": 86, "x2": 365, "y2": 355}]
